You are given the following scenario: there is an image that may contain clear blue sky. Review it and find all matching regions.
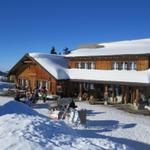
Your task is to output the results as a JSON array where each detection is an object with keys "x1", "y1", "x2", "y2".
[{"x1": 0, "y1": 0, "x2": 150, "y2": 71}]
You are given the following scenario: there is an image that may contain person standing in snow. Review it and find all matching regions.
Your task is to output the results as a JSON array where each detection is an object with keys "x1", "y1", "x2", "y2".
[
  {"x1": 104, "y1": 91, "x2": 109, "y2": 105},
  {"x1": 69, "y1": 99, "x2": 77, "y2": 109},
  {"x1": 32, "y1": 86, "x2": 40, "y2": 104},
  {"x1": 25, "y1": 91, "x2": 33, "y2": 106},
  {"x1": 41, "y1": 86, "x2": 47, "y2": 103}
]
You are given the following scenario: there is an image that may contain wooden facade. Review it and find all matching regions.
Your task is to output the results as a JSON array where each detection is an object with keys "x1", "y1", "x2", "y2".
[
  {"x1": 9, "y1": 55, "x2": 58, "y2": 94},
  {"x1": 67, "y1": 54, "x2": 150, "y2": 107},
  {"x1": 68, "y1": 55, "x2": 149, "y2": 70},
  {"x1": 17, "y1": 63, "x2": 57, "y2": 94}
]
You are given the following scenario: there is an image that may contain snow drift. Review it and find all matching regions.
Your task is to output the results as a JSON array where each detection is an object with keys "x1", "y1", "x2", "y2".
[
  {"x1": 0, "y1": 98, "x2": 150, "y2": 150},
  {"x1": 0, "y1": 101, "x2": 79, "y2": 150}
]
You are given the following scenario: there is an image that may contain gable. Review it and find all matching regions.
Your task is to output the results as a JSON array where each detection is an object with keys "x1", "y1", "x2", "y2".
[{"x1": 8, "y1": 53, "x2": 69, "y2": 80}]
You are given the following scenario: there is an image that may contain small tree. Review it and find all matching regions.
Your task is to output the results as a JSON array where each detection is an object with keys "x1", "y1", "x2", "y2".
[
  {"x1": 50, "y1": 46, "x2": 57, "y2": 54},
  {"x1": 63, "y1": 47, "x2": 70, "y2": 55}
]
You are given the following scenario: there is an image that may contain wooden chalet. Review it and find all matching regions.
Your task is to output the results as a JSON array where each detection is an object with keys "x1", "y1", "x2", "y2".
[
  {"x1": 8, "y1": 38, "x2": 150, "y2": 108},
  {"x1": 66, "y1": 38, "x2": 150, "y2": 107},
  {"x1": 8, "y1": 53, "x2": 69, "y2": 95}
]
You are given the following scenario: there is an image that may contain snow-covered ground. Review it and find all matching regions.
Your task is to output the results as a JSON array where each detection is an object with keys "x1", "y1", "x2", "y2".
[
  {"x1": 0, "y1": 81, "x2": 15, "y2": 92},
  {"x1": 0, "y1": 96, "x2": 150, "y2": 150},
  {"x1": 0, "y1": 76, "x2": 7, "y2": 81}
]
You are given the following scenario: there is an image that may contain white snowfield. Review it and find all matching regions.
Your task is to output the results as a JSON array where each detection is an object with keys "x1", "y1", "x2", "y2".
[
  {"x1": 0, "y1": 81, "x2": 15, "y2": 93},
  {"x1": 66, "y1": 38, "x2": 150, "y2": 57},
  {"x1": 0, "y1": 96, "x2": 150, "y2": 150},
  {"x1": 0, "y1": 76, "x2": 7, "y2": 81}
]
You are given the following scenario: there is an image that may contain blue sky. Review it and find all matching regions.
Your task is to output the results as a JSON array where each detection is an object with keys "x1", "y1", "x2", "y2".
[{"x1": 0, "y1": 0, "x2": 150, "y2": 71}]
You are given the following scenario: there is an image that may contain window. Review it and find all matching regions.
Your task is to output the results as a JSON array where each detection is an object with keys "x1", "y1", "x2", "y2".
[
  {"x1": 131, "y1": 62, "x2": 137, "y2": 70},
  {"x1": 112, "y1": 62, "x2": 116, "y2": 70},
  {"x1": 36, "y1": 80, "x2": 50, "y2": 90},
  {"x1": 112, "y1": 61, "x2": 137, "y2": 70},
  {"x1": 19, "y1": 78, "x2": 30, "y2": 89},
  {"x1": 75, "y1": 61, "x2": 95, "y2": 69},
  {"x1": 118, "y1": 62, "x2": 123, "y2": 70},
  {"x1": 85, "y1": 62, "x2": 88, "y2": 69},
  {"x1": 124, "y1": 62, "x2": 128, "y2": 70},
  {"x1": 75, "y1": 63, "x2": 79, "y2": 68},
  {"x1": 90, "y1": 83, "x2": 94, "y2": 90},
  {"x1": 87, "y1": 62, "x2": 91, "y2": 69},
  {"x1": 127, "y1": 62, "x2": 132, "y2": 70},
  {"x1": 36, "y1": 80, "x2": 42, "y2": 89},
  {"x1": 78, "y1": 62, "x2": 81, "y2": 68},
  {"x1": 91, "y1": 62, "x2": 95, "y2": 69},
  {"x1": 116, "y1": 62, "x2": 119, "y2": 70},
  {"x1": 81, "y1": 62, "x2": 85, "y2": 69},
  {"x1": 57, "y1": 85, "x2": 62, "y2": 93}
]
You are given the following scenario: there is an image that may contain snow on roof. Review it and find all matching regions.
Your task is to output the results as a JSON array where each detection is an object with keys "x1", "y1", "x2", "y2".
[
  {"x1": 66, "y1": 38, "x2": 150, "y2": 57},
  {"x1": 29, "y1": 53, "x2": 150, "y2": 84},
  {"x1": 29, "y1": 53, "x2": 69, "y2": 80},
  {"x1": 67, "y1": 69, "x2": 150, "y2": 84},
  {"x1": 28, "y1": 53, "x2": 150, "y2": 84}
]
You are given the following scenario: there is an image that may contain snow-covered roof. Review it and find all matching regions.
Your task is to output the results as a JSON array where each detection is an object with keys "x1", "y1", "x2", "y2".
[
  {"x1": 66, "y1": 38, "x2": 150, "y2": 57},
  {"x1": 67, "y1": 69, "x2": 150, "y2": 84},
  {"x1": 28, "y1": 53, "x2": 150, "y2": 84},
  {"x1": 29, "y1": 53, "x2": 69, "y2": 80}
]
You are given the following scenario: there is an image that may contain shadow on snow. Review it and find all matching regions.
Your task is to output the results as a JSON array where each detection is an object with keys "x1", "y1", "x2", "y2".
[
  {"x1": 86, "y1": 109, "x2": 106, "y2": 116},
  {"x1": 32, "y1": 103, "x2": 49, "y2": 109},
  {"x1": 0, "y1": 101, "x2": 150, "y2": 149}
]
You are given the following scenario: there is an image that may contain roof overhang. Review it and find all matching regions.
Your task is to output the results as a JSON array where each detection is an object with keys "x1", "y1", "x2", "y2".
[
  {"x1": 67, "y1": 69, "x2": 150, "y2": 85},
  {"x1": 69, "y1": 79, "x2": 150, "y2": 86}
]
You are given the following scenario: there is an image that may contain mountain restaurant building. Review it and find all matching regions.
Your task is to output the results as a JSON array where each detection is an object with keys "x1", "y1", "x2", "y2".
[{"x1": 8, "y1": 38, "x2": 150, "y2": 107}]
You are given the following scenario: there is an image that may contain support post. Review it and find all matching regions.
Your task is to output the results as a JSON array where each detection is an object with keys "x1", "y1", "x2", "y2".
[
  {"x1": 124, "y1": 86, "x2": 129, "y2": 104},
  {"x1": 112, "y1": 85, "x2": 115, "y2": 103},
  {"x1": 121, "y1": 86, "x2": 125, "y2": 104},
  {"x1": 135, "y1": 87, "x2": 140, "y2": 107},
  {"x1": 131, "y1": 87, "x2": 136, "y2": 104},
  {"x1": 79, "y1": 83, "x2": 83, "y2": 101},
  {"x1": 132, "y1": 87, "x2": 140, "y2": 110},
  {"x1": 104, "y1": 85, "x2": 108, "y2": 105}
]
